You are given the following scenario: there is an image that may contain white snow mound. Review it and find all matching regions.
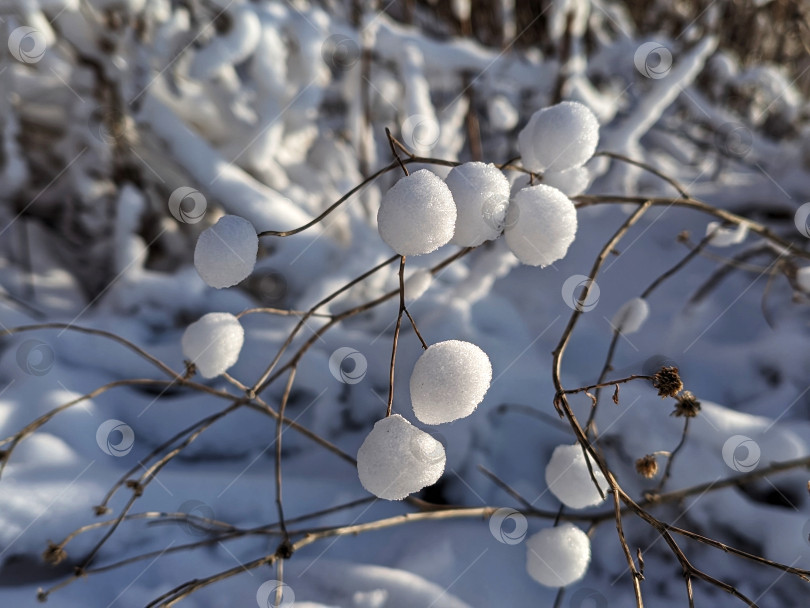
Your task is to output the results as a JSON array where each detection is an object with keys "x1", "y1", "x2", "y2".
[
  {"x1": 356, "y1": 414, "x2": 445, "y2": 500},
  {"x1": 796, "y1": 267, "x2": 810, "y2": 292},
  {"x1": 504, "y1": 185, "x2": 578, "y2": 267},
  {"x1": 377, "y1": 170, "x2": 456, "y2": 256},
  {"x1": 526, "y1": 523, "x2": 591, "y2": 587},
  {"x1": 181, "y1": 312, "x2": 245, "y2": 378},
  {"x1": 518, "y1": 101, "x2": 599, "y2": 172},
  {"x1": 405, "y1": 269, "x2": 433, "y2": 302},
  {"x1": 194, "y1": 215, "x2": 258, "y2": 288},
  {"x1": 445, "y1": 162, "x2": 511, "y2": 246},
  {"x1": 545, "y1": 444, "x2": 609, "y2": 509},
  {"x1": 611, "y1": 297, "x2": 650, "y2": 335},
  {"x1": 410, "y1": 340, "x2": 492, "y2": 425}
]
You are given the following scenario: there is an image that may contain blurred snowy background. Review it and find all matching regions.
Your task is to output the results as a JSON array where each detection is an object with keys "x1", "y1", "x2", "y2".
[{"x1": 0, "y1": 0, "x2": 809, "y2": 606}]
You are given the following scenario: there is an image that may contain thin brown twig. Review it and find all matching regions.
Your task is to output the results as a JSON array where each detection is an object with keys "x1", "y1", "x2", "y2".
[
  {"x1": 551, "y1": 200, "x2": 654, "y2": 607},
  {"x1": 250, "y1": 254, "x2": 399, "y2": 393},
  {"x1": 641, "y1": 229, "x2": 718, "y2": 299},
  {"x1": 275, "y1": 367, "x2": 297, "y2": 543},
  {"x1": 0, "y1": 324, "x2": 182, "y2": 380},
  {"x1": 106, "y1": 402, "x2": 244, "y2": 510},
  {"x1": 237, "y1": 307, "x2": 332, "y2": 319},
  {"x1": 596, "y1": 151, "x2": 691, "y2": 199},
  {"x1": 477, "y1": 465, "x2": 535, "y2": 511},
  {"x1": 385, "y1": 127, "x2": 410, "y2": 176},
  {"x1": 575, "y1": 195, "x2": 810, "y2": 260},
  {"x1": 612, "y1": 484, "x2": 644, "y2": 597},
  {"x1": 0, "y1": 379, "x2": 165, "y2": 478},
  {"x1": 560, "y1": 374, "x2": 653, "y2": 397},
  {"x1": 655, "y1": 416, "x2": 691, "y2": 493},
  {"x1": 386, "y1": 256, "x2": 407, "y2": 417}
]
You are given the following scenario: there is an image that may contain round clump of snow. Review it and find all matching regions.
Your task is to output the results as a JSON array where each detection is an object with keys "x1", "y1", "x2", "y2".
[
  {"x1": 504, "y1": 185, "x2": 578, "y2": 267},
  {"x1": 545, "y1": 444, "x2": 608, "y2": 509},
  {"x1": 611, "y1": 297, "x2": 650, "y2": 335},
  {"x1": 410, "y1": 340, "x2": 492, "y2": 425},
  {"x1": 377, "y1": 170, "x2": 457, "y2": 256},
  {"x1": 356, "y1": 414, "x2": 445, "y2": 500},
  {"x1": 445, "y1": 162, "x2": 511, "y2": 246},
  {"x1": 194, "y1": 215, "x2": 258, "y2": 288},
  {"x1": 525, "y1": 523, "x2": 591, "y2": 587},
  {"x1": 181, "y1": 312, "x2": 245, "y2": 378},
  {"x1": 541, "y1": 165, "x2": 592, "y2": 197},
  {"x1": 518, "y1": 101, "x2": 599, "y2": 173}
]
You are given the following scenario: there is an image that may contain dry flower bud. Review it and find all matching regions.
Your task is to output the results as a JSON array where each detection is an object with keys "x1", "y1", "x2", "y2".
[
  {"x1": 42, "y1": 542, "x2": 67, "y2": 565},
  {"x1": 635, "y1": 454, "x2": 659, "y2": 478},
  {"x1": 672, "y1": 391, "x2": 701, "y2": 418},
  {"x1": 652, "y1": 366, "x2": 683, "y2": 398}
]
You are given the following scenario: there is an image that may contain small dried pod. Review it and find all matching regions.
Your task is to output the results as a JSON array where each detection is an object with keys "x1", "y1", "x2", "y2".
[
  {"x1": 635, "y1": 454, "x2": 659, "y2": 479},
  {"x1": 672, "y1": 391, "x2": 701, "y2": 418}
]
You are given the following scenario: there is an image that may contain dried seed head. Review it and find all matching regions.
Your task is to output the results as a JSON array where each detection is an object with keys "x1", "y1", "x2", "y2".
[
  {"x1": 94, "y1": 505, "x2": 111, "y2": 516},
  {"x1": 652, "y1": 366, "x2": 683, "y2": 398},
  {"x1": 125, "y1": 480, "x2": 144, "y2": 497},
  {"x1": 672, "y1": 391, "x2": 701, "y2": 418},
  {"x1": 635, "y1": 454, "x2": 659, "y2": 479},
  {"x1": 42, "y1": 542, "x2": 67, "y2": 565}
]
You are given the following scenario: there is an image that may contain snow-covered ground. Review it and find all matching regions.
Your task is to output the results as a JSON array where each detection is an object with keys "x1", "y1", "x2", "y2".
[{"x1": 1, "y1": 1, "x2": 809, "y2": 606}]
